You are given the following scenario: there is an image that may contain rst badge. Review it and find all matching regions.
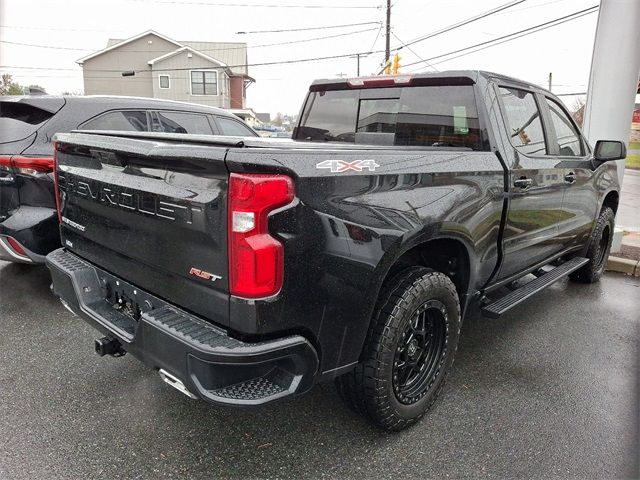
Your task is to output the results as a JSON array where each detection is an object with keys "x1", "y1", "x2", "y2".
[
  {"x1": 316, "y1": 159, "x2": 380, "y2": 173},
  {"x1": 189, "y1": 267, "x2": 222, "y2": 282}
]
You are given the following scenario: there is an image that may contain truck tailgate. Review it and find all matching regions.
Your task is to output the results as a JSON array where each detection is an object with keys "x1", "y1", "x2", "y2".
[{"x1": 54, "y1": 133, "x2": 230, "y2": 326}]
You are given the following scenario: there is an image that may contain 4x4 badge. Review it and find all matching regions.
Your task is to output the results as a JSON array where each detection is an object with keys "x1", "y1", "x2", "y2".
[{"x1": 316, "y1": 159, "x2": 380, "y2": 173}]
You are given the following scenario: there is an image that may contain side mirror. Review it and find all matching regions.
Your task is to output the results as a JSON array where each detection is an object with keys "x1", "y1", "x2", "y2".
[{"x1": 594, "y1": 140, "x2": 626, "y2": 161}]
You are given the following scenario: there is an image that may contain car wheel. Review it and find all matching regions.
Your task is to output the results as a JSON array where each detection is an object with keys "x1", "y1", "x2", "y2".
[
  {"x1": 336, "y1": 267, "x2": 461, "y2": 431},
  {"x1": 569, "y1": 206, "x2": 615, "y2": 283}
]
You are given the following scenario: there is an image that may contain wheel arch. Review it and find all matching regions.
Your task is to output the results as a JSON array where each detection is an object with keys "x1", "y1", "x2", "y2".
[
  {"x1": 363, "y1": 232, "x2": 477, "y2": 342},
  {"x1": 601, "y1": 189, "x2": 619, "y2": 215}
]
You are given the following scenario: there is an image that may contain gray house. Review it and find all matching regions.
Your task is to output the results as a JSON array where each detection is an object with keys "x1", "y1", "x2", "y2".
[{"x1": 77, "y1": 30, "x2": 254, "y2": 109}]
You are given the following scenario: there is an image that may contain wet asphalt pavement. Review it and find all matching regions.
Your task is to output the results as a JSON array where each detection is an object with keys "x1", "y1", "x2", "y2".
[{"x1": 0, "y1": 260, "x2": 638, "y2": 479}]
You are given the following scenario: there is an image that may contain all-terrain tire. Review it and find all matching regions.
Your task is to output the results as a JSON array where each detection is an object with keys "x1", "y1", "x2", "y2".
[
  {"x1": 336, "y1": 267, "x2": 461, "y2": 431},
  {"x1": 569, "y1": 206, "x2": 615, "y2": 283}
]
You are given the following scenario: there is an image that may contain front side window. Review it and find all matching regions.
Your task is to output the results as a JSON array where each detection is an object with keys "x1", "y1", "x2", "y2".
[
  {"x1": 191, "y1": 70, "x2": 217, "y2": 95},
  {"x1": 295, "y1": 84, "x2": 484, "y2": 150},
  {"x1": 80, "y1": 110, "x2": 149, "y2": 132},
  {"x1": 545, "y1": 98, "x2": 583, "y2": 156},
  {"x1": 159, "y1": 75, "x2": 170, "y2": 89},
  {"x1": 156, "y1": 111, "x2": 213, "y2": 134},
  {"x1": 499, "y1": 87, "x2": 547, "y2": 156}
]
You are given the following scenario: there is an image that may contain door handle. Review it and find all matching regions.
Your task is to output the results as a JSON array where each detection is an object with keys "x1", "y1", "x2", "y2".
[
  {"x1": 564, "y1": 172, "x2": 576, "y2": 184},
  {"x1": 513, "y1": 176, "x2": 532, "y2": 189}
]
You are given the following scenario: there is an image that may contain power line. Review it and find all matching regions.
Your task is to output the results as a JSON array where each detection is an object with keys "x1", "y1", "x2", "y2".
[
  {"x1": 236, "y1": 21, "x2": 381, "y2": 34},
  {"x1": 415, "y1": 9, "x2": 594, "y2": 71},
  {"x1": 0, "y1": 24, "x2": 133, "y2": 33},
  {"x1": 128, "y1": 0, "x2": 381, "y2": 8},
  {"x1": 1, "y1": 5, "x2": 601, "y2": 76},
  {"x1": 368, "y1": 24, "x2": 384, "y2": 52},
  {"x1": 404, "y1": 5, "x2": 598, "y2": 70},
  {"x1": 1, "y1": 48, "x2": 376, "y2": 73},
  {"x1": 0, "y1": 26, "x2": 380, "y2": 53},
  {"x1": 391, "y1": 32, "x2": 438, "y2": 72},
  {"x1": 394, "y1": 0, "x2": 527, "y2": 50}
]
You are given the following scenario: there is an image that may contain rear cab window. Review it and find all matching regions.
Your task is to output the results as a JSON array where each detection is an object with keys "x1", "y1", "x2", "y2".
[{"x1": 294, "y1": 79, "x2": 486, "y2": 150}]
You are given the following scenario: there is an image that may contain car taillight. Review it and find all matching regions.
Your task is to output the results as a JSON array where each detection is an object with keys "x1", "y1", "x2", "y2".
[
  {"x1": 13, "y1": 156, "x2": 54, "y2": 174},
  {"x1": 53, "y1": 143, "x2": 62, "y2": 224},
  {"x1": 0, "y1": 155, "x2": 54, "y2": 175},
  {"x1": 0, "y1": 155, "x2": 12, "y2": 171},
  {"x1": 6, "y1": 236, "x2": 27, "y2": 256},
  {"x1": 228, "y1": 173, "x2": 295, "y2": 298}
]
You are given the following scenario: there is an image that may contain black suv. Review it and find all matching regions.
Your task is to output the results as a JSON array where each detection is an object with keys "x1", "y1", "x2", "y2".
[{"x1": 0, "y1": 95, "x2": 257, "y2": 263}]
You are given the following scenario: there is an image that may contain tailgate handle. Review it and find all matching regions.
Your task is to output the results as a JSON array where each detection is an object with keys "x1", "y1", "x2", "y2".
[{"x1": 564, "y1": 172, "x2": 577, "y2": 184}]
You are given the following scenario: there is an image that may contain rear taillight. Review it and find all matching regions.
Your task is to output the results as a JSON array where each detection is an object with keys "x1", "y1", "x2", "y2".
[
  {"x1": 228, "y1": 173, "x2": 295, "y2": 298},
  {"x1": 53, "y1": 143, "x2": 62, "y2": 224},
  {"x1": 0, "y1": 155, "x2": 54, "y2": 175}
]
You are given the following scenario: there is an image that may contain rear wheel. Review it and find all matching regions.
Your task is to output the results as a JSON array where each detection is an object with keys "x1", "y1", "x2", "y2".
[
  {"x1": 569, "y1": 207, "x2": 615, "y2": 283},
  {"x1": 336, "y1": 267, "x2": 461, "y2": 431}
]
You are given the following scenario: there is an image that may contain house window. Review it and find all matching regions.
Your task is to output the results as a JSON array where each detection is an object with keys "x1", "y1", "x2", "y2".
[
  {"x1": 191, "y1": 70, "x2": 217, "y2": 95},
  {"x1": 159, "y1": 75, "x2": 170, "y2": 89}
]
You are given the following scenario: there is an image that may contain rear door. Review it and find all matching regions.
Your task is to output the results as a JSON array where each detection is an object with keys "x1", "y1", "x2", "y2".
[
  {"x1": 541, "y1": 96, "x2": 597, "y2": 250},
  {"x1": 495, "y1": 85, "x2": 567, "y2": 280},
  {"x1": 56, "y1": 133, "x2": 230, "y2": 326},
  {"x1": 78, "y1": 110, "x2": 151, "y2": 132}
]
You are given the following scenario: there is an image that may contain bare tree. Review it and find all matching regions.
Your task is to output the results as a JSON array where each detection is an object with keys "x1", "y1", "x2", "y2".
[{"x1": 571, "y1": 97, "x2": 586, "y2": 127}]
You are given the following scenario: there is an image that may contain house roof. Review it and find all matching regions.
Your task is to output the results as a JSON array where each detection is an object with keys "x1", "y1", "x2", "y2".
[
  {"x1": 147, "y1": 46, "x2": 229, "y2": 70},
  {"x1": 84, "y1": 31, "x2": 248, "y2": 76},
  {"x1": 76, "y1": 30, "x2": 183, "y2": 64}
]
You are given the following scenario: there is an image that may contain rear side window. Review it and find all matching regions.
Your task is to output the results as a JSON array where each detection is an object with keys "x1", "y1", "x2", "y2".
[
  {"x1": 155, "y1": 111, "x2": 213, "y2": 134},
  {"x1": 544, "y1": 98, "x2": 584, "y2": 156},
  {"x1": 80, "y1": 110, "x2": 149, "y2": 132},
  {"x1": 216, "y1": 116, "x2": 256, "y2": 136},
  {"x1": 0, "y1": 102, "x2": 55, "y2": 143},
  {"x1": 295, "y1": 85, "x2": 484, "y2": 150},
  {"x1": 499, "y1": 87, "x2": 547, "y2": 156}
]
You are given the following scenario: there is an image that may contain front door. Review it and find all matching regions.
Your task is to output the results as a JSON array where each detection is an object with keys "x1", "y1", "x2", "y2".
[
  {"x1": 495, "y1": 85, "x2": 567, "y2": 280},
  {"x1": 541, "y1": 96, "x2": 599, "y2": 251}
]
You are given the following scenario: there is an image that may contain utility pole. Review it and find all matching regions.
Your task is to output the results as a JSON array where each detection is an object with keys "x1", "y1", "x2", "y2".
[
  {"x1": 385, "y1": 0, "x2": 391, "y2": 68},
  {"x1": 349, "y1": 54, "x2": 362, "y2": 76},
  {"x1": 548, "y1": 72, "x2": 552, "y2": 92}
]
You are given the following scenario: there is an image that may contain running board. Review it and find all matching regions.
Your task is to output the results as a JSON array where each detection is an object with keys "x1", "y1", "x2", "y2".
[{"x1": 481, "y1": 257, "x2": 589, "y2": 319}]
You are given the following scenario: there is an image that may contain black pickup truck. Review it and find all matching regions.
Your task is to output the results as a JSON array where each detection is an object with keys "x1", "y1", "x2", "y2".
[{"x1": 46, "y1": 71, "x2": 624, "y2": 431}]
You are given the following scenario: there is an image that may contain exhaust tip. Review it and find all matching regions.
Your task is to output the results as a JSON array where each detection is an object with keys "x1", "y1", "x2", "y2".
[
  {"x1": 159, "y1": 369, "x2": 197, "y2": 399},
  {"x1": 94, "y1": 336, "x2": 126, "y2": 357}
]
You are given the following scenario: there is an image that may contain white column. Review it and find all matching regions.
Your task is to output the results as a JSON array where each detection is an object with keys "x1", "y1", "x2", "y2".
[{"x1": 582, "y1": 0, "x2": 640, "y2": 187}]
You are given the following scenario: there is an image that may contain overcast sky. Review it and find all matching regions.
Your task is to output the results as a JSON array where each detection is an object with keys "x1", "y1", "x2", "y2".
[{"x1": 1, "y1": 0, "x2": 604, "y2": 115}]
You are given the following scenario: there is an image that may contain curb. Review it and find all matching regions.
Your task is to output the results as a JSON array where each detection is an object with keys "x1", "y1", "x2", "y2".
[{"x1": 606, "y1": 256, "x2": 640, "y2": 276}]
